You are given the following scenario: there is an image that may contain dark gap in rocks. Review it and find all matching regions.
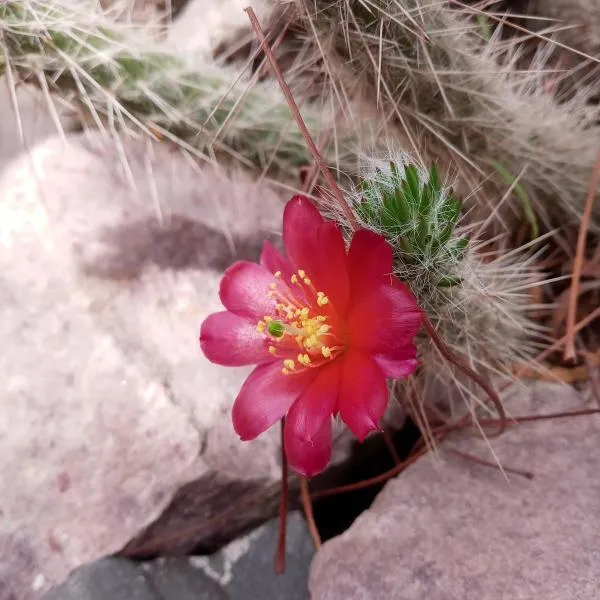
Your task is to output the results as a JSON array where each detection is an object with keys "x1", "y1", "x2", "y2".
[{"x1": 310, "y1": 417, "x2": 422, "y2": 541}]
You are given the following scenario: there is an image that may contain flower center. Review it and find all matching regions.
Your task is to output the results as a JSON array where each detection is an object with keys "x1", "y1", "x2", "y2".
[{"x1": 256, "y1": 268, "x2": 342, "y2": 374}]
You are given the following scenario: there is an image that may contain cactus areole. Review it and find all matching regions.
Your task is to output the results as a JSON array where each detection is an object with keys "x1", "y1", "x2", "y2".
[{"x1": 200, "y1": 196, "x2": 422, "y2": 476}]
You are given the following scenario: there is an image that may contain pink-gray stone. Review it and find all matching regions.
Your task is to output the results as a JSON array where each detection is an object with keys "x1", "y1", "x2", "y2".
[
  {"x1": 0, "y1": 132, "x2": 290, "y2": 599},
  {"x1": 310, "y1": 381, "x2": 600, "y2": 599}
]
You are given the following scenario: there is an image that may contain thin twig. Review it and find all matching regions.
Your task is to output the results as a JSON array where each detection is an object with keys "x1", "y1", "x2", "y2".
[
  {"x1": 564, "y1": 149, "x2": 600, "y2": 361},
  {"x1": 516, "y1": 305, "x2": 600, "y2": 377},
  {"x1": 310, "y1": 441, "x2": 436, "y2": 499},
  {"x1": 300, "y1": 478, "x2": 321, "y2": 549},
  {"x1": 382, "y1": 426, "x2": 402, "y2": 465},
  {"x1": 422, "y1": 314, "x2": 507, "y2": 434},
  {"x1": 474, "y1": 407, "x2": 600, "y2": 427},
  {"x1": 274, "y1": 418, "x2": 288, "y2": 575},
  {"x1": 448, "y1": 448, "x2": 534, "y2": 480},
  {"x1": 313, "y1": 406, "x2": 600, "y2": 498},
  {"x1": 244, "y1": 7, "x2": 358, "y2": 229},
  {"x1": 578, "y1": 336, "x2": 600, "y2": 407}
]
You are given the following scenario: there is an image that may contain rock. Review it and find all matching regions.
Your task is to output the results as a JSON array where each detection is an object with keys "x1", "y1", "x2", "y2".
[
  {"x1": 190, "y1": 511, "x2": 314, "y2": 599},
  {"x1": 0, "y1": 132, "x2": 291, "y2": 599},
  {"x1": 168, "y1": 0, "x2": 272, "y2": 57},
  {"x1": 40, "y1": 512, "x2": 314, "y2": 600},
  {"x1": 40, "y1": 556, "x2": 226, "y2": 600},
  {"x1": 310, "y1": 381, "x2": 600, "y2": 600},
  {"x1": 0, "y1": 82, "x2": 75, "y2": 169}
]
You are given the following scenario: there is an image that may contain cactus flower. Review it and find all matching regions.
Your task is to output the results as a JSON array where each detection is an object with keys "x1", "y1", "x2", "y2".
[{"x1": 200, "y1": 196, "x2": 421, "y2": 476}]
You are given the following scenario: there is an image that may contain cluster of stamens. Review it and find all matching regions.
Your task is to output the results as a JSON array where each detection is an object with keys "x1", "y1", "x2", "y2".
[{"x1": 256, "y1": 269, "x2": 339, "y2": 374}]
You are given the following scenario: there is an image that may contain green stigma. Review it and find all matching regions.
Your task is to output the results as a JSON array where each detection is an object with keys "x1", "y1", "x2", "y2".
[{"x1": 267, "y1": 320, "x2": 285, "y2": 338}]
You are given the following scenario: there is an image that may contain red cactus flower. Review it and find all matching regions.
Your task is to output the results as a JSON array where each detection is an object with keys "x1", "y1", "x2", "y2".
[{"x1": 200, "y1": 196, "x2": 422, "y2": 476}]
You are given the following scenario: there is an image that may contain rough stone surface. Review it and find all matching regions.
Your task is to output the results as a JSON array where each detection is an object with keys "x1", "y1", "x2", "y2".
[
  {"x1": 168, "y1": 0, "x2": 271, "y2": 57},
  {"x1": 310, "y1": 381, "x2": 600, "y2": 600},
  {"x1": 0, "y1": 132, "x2": 290, "y2": 599},
  {"x1": 0, "y1": 81, "x2": 75, "y2": 168},
  {"x1": 41, "y1": 512, "x2": 314, "y2": 600}
]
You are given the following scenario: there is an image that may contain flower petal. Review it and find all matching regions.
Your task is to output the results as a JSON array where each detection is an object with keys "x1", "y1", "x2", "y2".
[
  {"x1": 232, "y1": 361, "x2": 317, "y2": 441},
  {"x1": 348, "y1": 281, "x2": 422, "y2": 359},
  {"x1": 284, "y1": 416, "x2": 332, "y2": 477},
  {"x1": 311, "y1": 222, "x2": 350, "y2": 314},
  {"x1": 219, "y1": 261, "x2": 277, "y2": 321},
  {"x1": 260, "y1": 240, "x2": 295, "y2": 280},
  {"x1": 285, "y1": 361, "x2": 341, "y2": 444},
  {"x1": 199, "y1": 311, "x2": 272, "y2": 366},
  {"x1": 283, "y1": 196, "x2": 350, "y2": 313},
  {"x1": 339, "y1": 349, "x2": 389, "y2": 441},
  {"x1": 282, "y1": 195, "x2": 323, "y2": 270},
  {"x1": 347, "y1": 229, "x2": 394, "y2": 300},
  {"x1": 373, "y1": 342, "x2": 419, "y2": 379}
]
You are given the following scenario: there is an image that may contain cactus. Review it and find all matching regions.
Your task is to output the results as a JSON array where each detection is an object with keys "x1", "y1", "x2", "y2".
[
  {"x1": 0, "y1": 0, "x2": 345, "y2": 177},
  {"x1": 336, "y1": 154, "x2": 545, "y2": 420},
  {"x1": 287, "y1": 0, "x2": 600, "y2": 231}
]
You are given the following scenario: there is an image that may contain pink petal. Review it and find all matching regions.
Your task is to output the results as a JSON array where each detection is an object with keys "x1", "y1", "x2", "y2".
[
  {"x1": 339, "y1": 349, "x2": 389, "y2": 441},
  {"x1": 347, "y1": 229, "x2": 394, "y2": 300},
  {"x1": 260, "y1": 240, "x2": 295, "y2": 278},
  {"x1": 232, "y1": 361, "x2": 317, "y2": 441},
  {"x1": 282, "y1": 197, "x2": 350, "y2": 313},
  {"x1": 284, "y1": 416, "x2": 332, "y2": 477},
  {"x1": 282, "y1": 195, "x2": 323, "y2": 271},
  {"x1": 373, "y1": 342, "x2": 419, "y2": 379},
  {"x1": 199, "y1": 311, "x2": 272, "y2": 366},
  {"x1": 311, "y1": 222, "x2": 350, "y2": 314},
  {"x1": 285, "y1": 361, "x2": 341, "y2": 443},
  {"x1": 348, "y1": 281, "x2": 422, "y2": 358},
  {"x1": 219, "y1": 261, "x2": 277, "y2": 321}
]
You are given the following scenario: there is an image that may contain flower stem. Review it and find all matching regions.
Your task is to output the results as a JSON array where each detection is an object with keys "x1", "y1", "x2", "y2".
[
  {"x1": 274, "y1": 418, "x2": 288, "y2": 574},
  {"x1": 300, "y1": 478, "x2": 321, "y2": 549}
]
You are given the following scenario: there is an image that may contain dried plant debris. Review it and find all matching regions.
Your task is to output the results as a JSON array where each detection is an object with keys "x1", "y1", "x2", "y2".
[{"x1": 284, "y1": 0, "x2": 600, "y2": 231}]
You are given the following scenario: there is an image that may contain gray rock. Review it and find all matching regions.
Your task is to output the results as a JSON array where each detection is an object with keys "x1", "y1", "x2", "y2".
[
  {"x1": 41, "y1": 512, "x2": 313, "y2": 600},
  {"x1": 0, "y1": 133, "x2": 290, "y2": 598},
  {"x1": 191, "y1": 511, "x2": 313, "y2": 599},
  {"x1": 41, "y1": 556, "x2": 227, "y2": 600},
  {"x1": 310, "y1": 381, "x2": 600, "y2": 600}
]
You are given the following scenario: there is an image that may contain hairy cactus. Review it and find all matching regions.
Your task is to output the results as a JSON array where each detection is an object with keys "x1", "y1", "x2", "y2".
[
  {"x1": 286, "y1": 0, "x2": 600, "y2": 231},
  {"x1": 0, "y1": 0, "x2": 343, "y2": 177},
  {"x1": 334, "y1": 154, "x2": 544, "y2": 420}
]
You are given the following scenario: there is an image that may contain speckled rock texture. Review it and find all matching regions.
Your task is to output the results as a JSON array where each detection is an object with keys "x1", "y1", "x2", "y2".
[
  {"x1": 41, "y1": 512, "x2": 314, "y2": 600},
  {"x1": 0, "y1": 132, "x2": 289, "y2": 599},
  {"x1": 310, "y1": 381, "x2": 600, "y2": 600}
]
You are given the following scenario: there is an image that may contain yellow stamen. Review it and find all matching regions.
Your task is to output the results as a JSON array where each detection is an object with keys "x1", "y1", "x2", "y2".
[
  {"x1": 291, "y1": 274, "x2": 298, "y2": 284},
  {"x1": 274, "y1": 271, "x2": 282, "y2": 278},
  {"x1": 256, "y1": 321, "x2": 266, "y2": 333},
  {"x1": 317, "y1": 292, "x2": 329, "y2": 306},
  {"x1": 268, "y1": 346, "x2": 277, "y2": 355},
  {"x1": 298, "y1": 269, "x2": 306, "y2": 279},
  {"x1": 269, "y1": 282, "x2": 277, "y2": 290},
  {"x1": 283, "y1": 359, "x2": 295, "y2": 371},
  {"x1": 298, "y1": 353, "x2": 311, "y2": 366},
  {"x1": 303, "y1": 278, "x2": 311, "y2": 285},
  {"x1": 322, "y1": 346, "x2": 332, "y2": 358},
  {"x1": 282, "y1": 367, "x2": 290, "y2": 375}
]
